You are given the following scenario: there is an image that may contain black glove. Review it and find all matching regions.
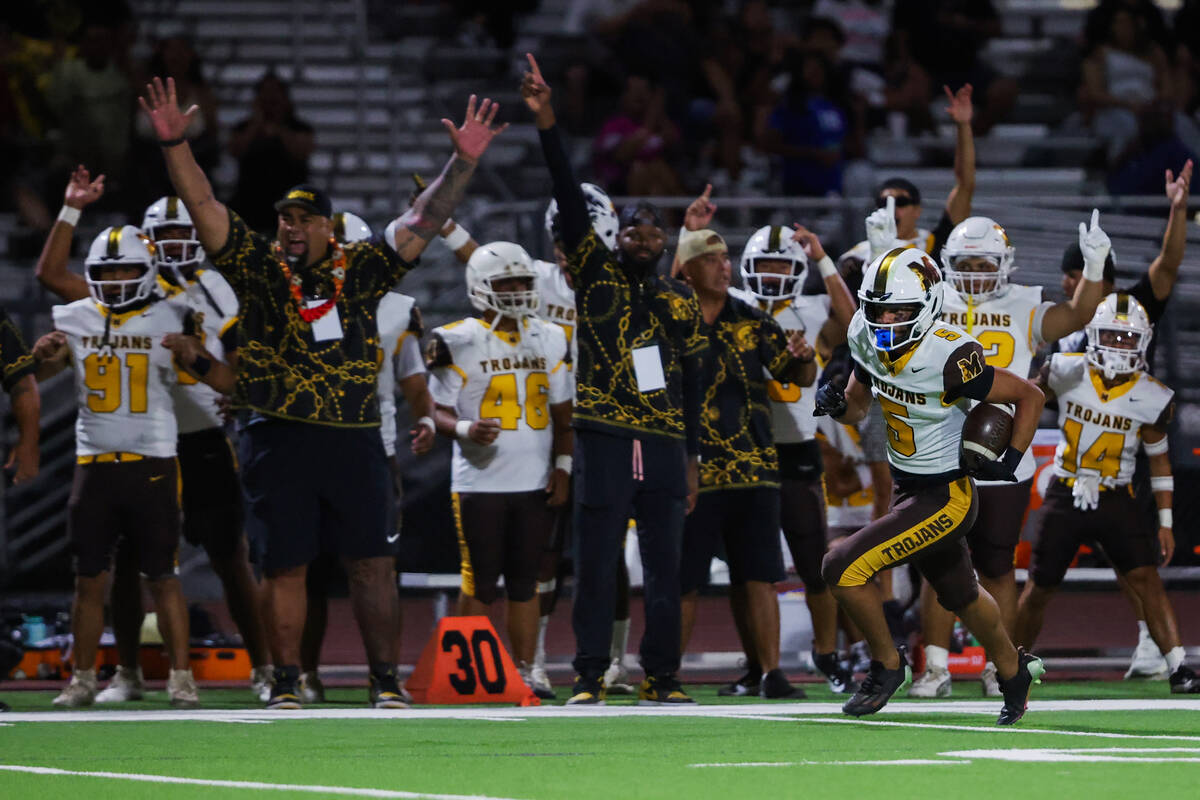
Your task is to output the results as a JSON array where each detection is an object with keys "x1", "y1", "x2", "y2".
[
  {"x1": 966, "y1": 446, "x2": 1022, "y2": 482},
  {"x1": 813, "y1": 379, "x2": 848, "y2": 418}
]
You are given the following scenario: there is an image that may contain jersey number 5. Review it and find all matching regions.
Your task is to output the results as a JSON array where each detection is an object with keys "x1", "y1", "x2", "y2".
[
  {"x1": 85, "y1": 353, "x2": 149, "y2": 413},
  {"x1": 877, "y1": 396, "x2": 917, "y2": 456},
  {"x1": 480, "y1": 373, "x2": 550, "y2": 430}
]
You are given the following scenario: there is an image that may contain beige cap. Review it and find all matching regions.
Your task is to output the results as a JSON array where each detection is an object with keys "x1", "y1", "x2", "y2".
[{"x1": 676, "y1": 229, "x2": 728, "y2": 265}]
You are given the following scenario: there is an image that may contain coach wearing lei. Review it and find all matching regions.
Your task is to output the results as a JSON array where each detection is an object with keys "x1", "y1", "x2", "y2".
[{"x1": 140, "y1": 77, "x2": 507, "y2": 709}]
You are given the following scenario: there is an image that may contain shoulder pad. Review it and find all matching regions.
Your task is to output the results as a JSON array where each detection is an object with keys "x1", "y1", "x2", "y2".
[{"x1": 425, "y1": 331, "x2": 454, "y2": 369}]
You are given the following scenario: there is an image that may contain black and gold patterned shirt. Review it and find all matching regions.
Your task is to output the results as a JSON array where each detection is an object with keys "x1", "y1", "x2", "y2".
[
  {"x1": 697, "y1": 295, "x2": 804, "y2": 491},
  {"x1": 210, "y1": 210, "x2": 412, "y2": 426},
  {"x1": 0, "y1": 306, "x2": 34, "y2": 393},
  {"x1": 568, "y1": 229, "x2": 708, "y2": 452}
]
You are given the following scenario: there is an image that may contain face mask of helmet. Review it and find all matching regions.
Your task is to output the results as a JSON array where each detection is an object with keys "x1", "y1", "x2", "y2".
[
  {"x1": 739, "y1": 225, "x2": 808, "y2": 303},
  {"x1": 943, "y1": 255, "x2": 1007, "y2": 302},
  {"x1": 1086, "y1": 324, "x2": 1146, "y2": 379},
  {"x1": 87, "y1": 263, "x2": 154, "y2": 309},
  {"x1": 482, "y1": 277, "x2": 541, "y2": 318},
  {"x1": 863, "y1": 300, "x2": 924, "y2": 351},
  {"x1": 148, "y1": 225, "x2": 205, "y2": 279}
]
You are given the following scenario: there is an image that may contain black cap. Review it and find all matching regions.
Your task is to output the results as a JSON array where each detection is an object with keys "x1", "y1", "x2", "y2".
[
  {"x1": 1060, "y1": 242, "x2": 1115, "y2": 284},
  {"x1": 275, "y1": 184, "x2": 332, "y2": 218},
  {"x1": 876, "y1": 177, "x2": 921, "y2": 205},
  {"x1": 618, "y1": 200, "x2": 664, "y2": 230}
]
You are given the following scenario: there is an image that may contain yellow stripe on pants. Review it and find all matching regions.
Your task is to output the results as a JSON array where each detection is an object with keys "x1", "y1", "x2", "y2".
[{"x1": 451, "y1": 492, "x2": 475, "y2": 597}]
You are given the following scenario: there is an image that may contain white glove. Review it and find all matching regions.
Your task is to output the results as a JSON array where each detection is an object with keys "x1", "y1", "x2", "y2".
[
  {"x1": 1071, "y1": 472, "x2": 1101, "y2": 512},
  {"x1": 1078, "y1": 208, "x2": 1111, "y2": 282},
  {"x1": 866, "y1": 196, "x2": 898, "y2": 260}
]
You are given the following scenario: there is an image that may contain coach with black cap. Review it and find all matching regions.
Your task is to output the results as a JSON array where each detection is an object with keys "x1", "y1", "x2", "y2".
[
  {"x1": 522, "y1": 54, "x2": 707, "y2": 705},
  {"x1": 140, "y1": 76, "x2": 507, "y2": 709}
]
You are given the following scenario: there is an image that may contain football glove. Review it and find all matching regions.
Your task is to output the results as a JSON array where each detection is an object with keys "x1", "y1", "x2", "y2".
[{"x1": 813, "y1": 380, "x2": 848, "y2": 418}]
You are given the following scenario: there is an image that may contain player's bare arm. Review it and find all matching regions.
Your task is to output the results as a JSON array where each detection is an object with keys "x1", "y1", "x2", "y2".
[
  {"x1": 140, "y1": 77, "x2": 230, "y2": 253},
  {"x1": 944, "y1": 84, "x2": 976, "y2": 225},
  {"x1": 815, "y1": 371, "x2": 871, "y2": 425},
  {"x1": 782, "y1": 331, "x2": 817, "y2": 388},
  {"x1": 981, "y1": 368, "x2": 1044, "y2": 454},
  {"x1": 161, "y1": 333, "x2": 236, "y2": 394},
  {"x1": 35, "y1": 165, "x2": 102, "y2": 303},
  {"x1": 546, "y1": 400, "x2": 573, "y2": 507},
  {"x1": 1142, "y1": 423, "x2": 1175, "y2": 563},
  {"x1": 1147, "y1": 159, "x2": 1192, "y2": 300},
  {"x1": 32, "y1": 331, "x2": 70, "y2": 382},
  {"x1": 1041, "y1": 210, "x2": 1110, "y2": 341},
  {"x1": 398, "y1": 373, "x2": 436, "y2": 455},
  {"x1": 5, "y1": 373, "x2": 40, "y2": 484}
]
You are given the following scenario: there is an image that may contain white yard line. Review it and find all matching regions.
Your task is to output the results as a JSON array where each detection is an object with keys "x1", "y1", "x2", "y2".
[
  {"x1": 786, "y1": 716, "x2": 1200, "y2": 741},
  {"x1": 0, "y1": 765, "x2": 526, "y2": 800},
  {"x1": 689, "y1": 759, "x2": 967, "y2": 768}
]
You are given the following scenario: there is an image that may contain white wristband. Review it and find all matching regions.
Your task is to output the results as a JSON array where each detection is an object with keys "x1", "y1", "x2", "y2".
[
  {"x1": 441, "y1": 224, "x2": 470, "y2": 251},
  {"x1": 555, "y1": 454, "x2": 573, "y2": 473},
  {"x1": 417, "y1": 416, "x2": 435, "y2": 433},
  {"x1": 57, "y1": 205, "x2": 81, "y2": 227},
  {"x1": 1150, "y1": 475, "x2": 1174, "y2": 493},
  {"x1": 455, "y1": 420, "x2": 473, "y2": 439},
  {"x1": 816, "y1": 255, "x2": 837, "y2": 280},
  {"x1": 1143, "y1": 436, "x2": 1169, "y2": 456},
  {"x1": 1159, "y1": 508, "x2": 1173, "y2": 529}
]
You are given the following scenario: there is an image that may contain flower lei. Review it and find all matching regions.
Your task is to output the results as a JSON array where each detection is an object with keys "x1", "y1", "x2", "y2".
[{"x1": 275, "y1": 237, "x2": 346, "y2": 323}]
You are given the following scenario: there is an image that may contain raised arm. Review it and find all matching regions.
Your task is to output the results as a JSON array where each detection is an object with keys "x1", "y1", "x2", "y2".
[
  {"x1": 1039, "y1": 210, "x2": 1111, "y2": 341},
  {"x1": 943, "y1": 84, "x2": 976, "y2": 225},
  {"x1": 36, "y1": 165, "x2": 102, "y2": 302},
  {"x1": 1147, "y1": 159, "x2": 1192, "y2": 301},
  {"x1": 792, "y1": 224, "x2": 856, "y2": 334},
  {"x1": 390, "y1": 95, "x2": 507, "y2": 264}
]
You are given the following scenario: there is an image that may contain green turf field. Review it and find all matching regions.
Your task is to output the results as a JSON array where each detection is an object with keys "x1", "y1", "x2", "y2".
[{"x1": 2, "y1": 682, "x2": 1197, "y2": 799}]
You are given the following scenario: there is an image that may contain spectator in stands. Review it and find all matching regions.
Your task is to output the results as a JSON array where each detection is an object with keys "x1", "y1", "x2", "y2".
[
  {"x1": 0, "y1": 22, "x2": 57, "y2": 242},
  {"x1": 1107, "y1": 104, "x2": 1198, "y2": 195},
  {"x1": 758, "y1": 51, "x2": 850, "y2": 197},
  {"x1": 1172, "y1": 0, "x2": 1200, "y2": 115},
  {"x1": 451, "y1": 0, "x2": 540, "y2": 51},
  {"x1": 592, "y1": 73, "x2": 683, "y2": 196},
  {"x1": 129, "y1": 36, "x2": 218, "y2": 214},
  {"x1": 227, "y1": 72, "x2": 314, "y2": 234},
  {"x1": 892, "y1": 0, "x2": 1017, "y2": 135},
  {"x1": 1084, "y1": 0, "x2": 1172, "y2": 57}
]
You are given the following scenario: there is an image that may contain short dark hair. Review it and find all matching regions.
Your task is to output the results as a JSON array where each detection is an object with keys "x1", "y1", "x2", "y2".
[
  {"x1": 875, "y1": 178, "x2": 921, "y2": 205},
  {"x1": 619, "y1": 200, "x2": 664, "y2": 231},
  {"x1": 1060, "y1": 242, "x2": 1116, "y2": 284}
]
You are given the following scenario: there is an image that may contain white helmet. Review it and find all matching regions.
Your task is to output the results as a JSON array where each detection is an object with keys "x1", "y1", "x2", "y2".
[
  {"x1": 940, "y1": 216, "x2": 1015, "y2": 303},
  {"x1": 466, "y1": 241, "x2": 540, "y2": 318},
  {"x1": 544, "y1": 183, "x2": 618, "y2": 250},
  {"x1": 1086, "y1": 292, "x2": 1152, "y2": 379},
  {"x1": 739, "y1": 225, "x2": 808, "y2": 302},
  {"x1": 142, "y1": 196, "x2": 204, "y2": 277},
  {"x1": 85, "y1": 226, "x2": 159, "y2": 309},
  {"x1": 333, "y1": 211, "x2": 373, "y2": 243},
  {"x1": 858, "y1": 247, "x2": 944, "y2": 354}
]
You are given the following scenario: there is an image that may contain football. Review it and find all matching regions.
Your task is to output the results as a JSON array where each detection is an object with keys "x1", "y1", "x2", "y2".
[{"x1": 961, "y1": 403, "x2": 1014, "y2": 472}]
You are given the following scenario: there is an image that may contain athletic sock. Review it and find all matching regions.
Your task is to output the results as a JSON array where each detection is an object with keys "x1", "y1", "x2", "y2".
[
  {"x1": 1137, "y1": 620, "x2": 1150, "y2": 637},
  {"x1": 534, "y1": 614, "x2": 550, "y2": 670},
  {"x1": 1165, "y1": 646, "x2": 1185, "y2": 674},
  {"x1": 925, "y1": 644, "x2": 950, "y2": 671},
  {"x1": 610, "y1": 618, "x2": 631, "y2": 663}
]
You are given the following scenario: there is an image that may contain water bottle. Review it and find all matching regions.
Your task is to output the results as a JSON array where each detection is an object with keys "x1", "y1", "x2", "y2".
[{"x1": 23, "y1": 615, "x2": 46, "y2": 645}]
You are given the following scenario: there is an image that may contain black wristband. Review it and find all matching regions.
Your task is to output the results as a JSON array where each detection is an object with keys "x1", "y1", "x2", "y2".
[
  {"x1": 192, "y1": 355, "x2": 212, "y2": 376},
  {"x1": 159, "y1": 137, "x2": 186, "y2": 148},
  {"x1": 1001, "y1": 446, "x2": 1023, "y2": 471}
]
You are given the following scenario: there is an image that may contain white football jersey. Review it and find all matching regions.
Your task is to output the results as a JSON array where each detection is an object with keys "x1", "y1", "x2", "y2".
[
  {"x1": 1047, "y1": 353, "x2": 1173, "y2": 486},
  {"x1": 429, "y1": 316, "x2": 572, "y2": 493},
  {"x1": 159, "y1": 269, "x2": 239, "y2": 434},
  {"x1": 532, "y1": 258, "x2": 577, "y2": 363},
  {"x1": 817, "y1": 415, "x2": 876, "y2": 529},
  {"x1": 839, "y1": 228, "x2": 936, "y2": 266},
  {"x1": 941, "y1": 282, "x2": 1054, "y2": 483},
  {"x1": 376, "y1": 292, "x2": 424, "y2": 458},
  {"x1": 53, "y1": 298, "x2": 188, "y2": 458},
  {"x1": 729, "y1": 287, "x2": 830, "y2": 444},
  {"x1": 849, "y1": 314, "x2": 986, "y2": 476}
]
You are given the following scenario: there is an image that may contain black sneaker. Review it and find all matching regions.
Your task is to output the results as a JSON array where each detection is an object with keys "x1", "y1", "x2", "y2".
[
  {"x1": 369, "y1": 669, "x2": 411, "y2": 709},
  {"x1": 996, "y1": 648, "x2": 1045, "y2": 726},
  {"x1": 638, "y1": 674, "x2": 695, "y2": 705},
  {"x1": 842, "y1": 647, "x2": 912, "y2": 717},
  {"x1": 267, "y1": 666, "x2": 302, "y2": 710},
  {"x1": 1169, "y1": 665, "x2": 1200, "y2": 694},
  {"x1": 566, "y1": 675, "x2": 606, "y2": 705},
  {"x1": 760, "y1": 668, "x2": 806, "y2": 699},
  {"x1": 814, "y1": 650, "x2": 859, "y2": 695},
  {"x1": 717, "y1": 670, "x2": 762, "y2": 697},
  {"x1": 0, "y1": 699, "x2": 9, "y2": 712}
]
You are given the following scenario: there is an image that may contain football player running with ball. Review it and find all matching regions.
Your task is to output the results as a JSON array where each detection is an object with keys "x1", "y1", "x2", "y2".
[
  {"x1": 1014, "y1": 294, "x2": 1200, "y2": 693},
  {"x1": 814, "y1": 247, "x2": 1045, "y2": 725}
]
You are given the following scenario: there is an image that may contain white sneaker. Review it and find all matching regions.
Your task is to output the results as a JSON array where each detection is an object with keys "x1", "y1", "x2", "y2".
[
  {"x1": 849, "y1": 641, "x2": 871, "y2": 674},
  {"x1": 1126, "y1": 630, "x2": 1170, "y2": 680},
  {"x1": 53, "y1": 670, "x2": 98, "y2": 708},
  {"x1": 602, "y1": 659, "x2": 635, "y2": 694},
  {"x1": 167, "y1": 669, "x2": 200, "y2": 708},
  {"x1": 908, "y1": 665, "x2": 952, "y2": 698},
  {"x1": 95, "y1": 666, "x2": 145, "y2": 703},
  {"x1": 528, "y1": 664, "x2": 555, "y2": 700},
  {"x1": 250, "y1": 666, "x2": 273, "y2": 702},
  {"x1": 979, "y1": 662, "x2": 1001, "y2": 697},
  {"x1": 299, "y1": 671, "x2": 326, "y2": 704}
]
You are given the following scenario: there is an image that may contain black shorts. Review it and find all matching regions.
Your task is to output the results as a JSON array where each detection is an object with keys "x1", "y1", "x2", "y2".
[
  {"x1": 777, "y1": 440, "x2": 823, "y2": 481},
  {"x1": 68, "y1": 456, "x2": 181, "y2": 580},
  {"x1": 387, "y1": 455, "x2": 403, "y2": 536},
  {"x1": 964, "y1": 479, "x2": 1033, "y2": 579},
  {"x1": 178, "y1": 427, "x2": 244, "y2": 561},
  {"x1": 780, "y1": 475, "x2": 829, "y2": 592},
  {"x1": 240, "y1": 420, "x2": 393, "y2": 573},
  {"x1": 682, "y1": 487, "x2": 785, "y2": 593},
  {"x1": 823, "y1": 475, "x2": 980, "y2": 612},
  {"x1": 453, "y1": 490, "x2": 558, "y2": 604},
  {"x1": 1029, "y1": 479, "x2": 1159, "y2": 588}
]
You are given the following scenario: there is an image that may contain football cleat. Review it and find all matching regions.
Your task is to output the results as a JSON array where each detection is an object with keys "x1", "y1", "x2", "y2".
[
  {"x1": 298, "y1": 671, "x2": 326, "y2": 704},
  {"x1": 602, "y1": 658, "x2": 636, "y2": 694},
  {"x1": 251, "y1": 666, "x2": 274, "y2": 702},
  {"x1": 369, "y1": 669, "x2": 410, "y2": 709},
  {"x1": 1126, "y1": 630, "x2": 1169, "y2": 680},
  {"x1": 814, "y1": 651, "x2": 858, "y2": 695},
  {"x1": 908, "y1": 665, "x2": 952, "y2": 698},
  {"x1": 760, "y1": 668, "x2": 806, "y2": 699},
  {"x1": 843, "y1": 648, "x2": 912, "y2": 717},
  {"x1": 167, "y1": 669, "x2": 200, "y2": 709},
  {"x1": 1169, "y1": 665, "x2": 1200, "y2": 694},
  {"x1": 637, "y1": 675, "x2": 695, "y2": 706},
  {"x1": 996, "y1": 648, "x2": 1045, "y2": 725},
  {"x1": 95, "y1": 665, "x2": 145, "y2": 703},
  {"x1": 53, "y1": 670, "x2": 98, "y2": 708},
  {"x1": 717, "y1": 670, "x2": 762, "y2": 697},
  {"x1": 980, "y1": 662, "x2": 1002, "y2": 698},
  {"x1": 566, "y1": 675, "x2": 606, "y2": 705},
  {"x1": 266, "y1": 666, "x2": 302, "y2": 710}
]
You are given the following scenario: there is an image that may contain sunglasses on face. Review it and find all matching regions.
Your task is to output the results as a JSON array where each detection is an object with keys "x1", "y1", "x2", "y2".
[{"x1": 876, "y1": 195, "x2": 915, "y2": 209}]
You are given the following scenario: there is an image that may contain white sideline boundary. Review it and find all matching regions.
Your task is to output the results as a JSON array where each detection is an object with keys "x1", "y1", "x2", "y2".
[{"x1": 1, "y1": 698, "x2": 1199, "y2": 724}]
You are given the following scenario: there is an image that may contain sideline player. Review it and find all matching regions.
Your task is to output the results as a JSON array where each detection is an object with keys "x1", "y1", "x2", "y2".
[
  {"x1": 1014, "y1": 294, "x2": 1200, "y2": 694},
  {"x1": 909, "y1": 212, "x2": 1106, "y2": 698},
  {"x1": 814, "y1": 247, "x2": 1046, "y2": 724},
  {"x1": 35, "y1": 226, "x2": 198, "y2": 708},
  {"x1": 427, "y1": 241, "x2": 572, "y2": 696}
]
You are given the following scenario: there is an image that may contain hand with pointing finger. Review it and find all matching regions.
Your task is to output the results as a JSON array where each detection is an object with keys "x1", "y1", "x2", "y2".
[
  {"x1": 520, "y1": 53, "x2": 555, "y2": 128},
  {"x1": 684, "y1": 183, "x2": 716, "y2": 232},
  {"x1": 1079, "y1": 208, "x2": 1111, "y2": 282},
  {"x1": 866, "y1": 195, "x2": 897, "y2": 260}
]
